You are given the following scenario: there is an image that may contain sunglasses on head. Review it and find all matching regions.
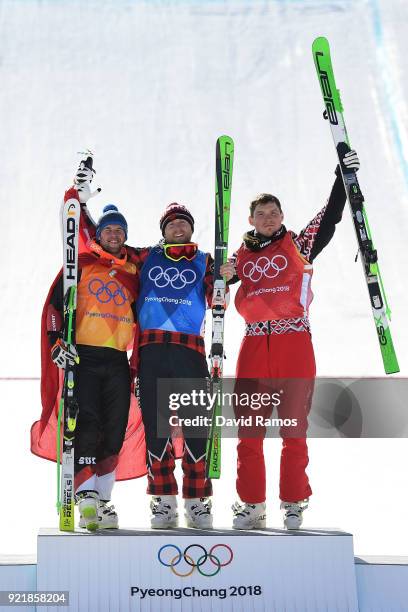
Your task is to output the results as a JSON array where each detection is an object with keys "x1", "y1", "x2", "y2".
[{"x1": 163, "y1": 243, "x2": 198, "y2": 262}]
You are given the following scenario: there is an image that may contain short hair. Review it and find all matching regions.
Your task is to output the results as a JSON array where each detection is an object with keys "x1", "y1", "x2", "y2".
[{"x1": 250, "y1": 193, "x2": 282, "y2": 217}]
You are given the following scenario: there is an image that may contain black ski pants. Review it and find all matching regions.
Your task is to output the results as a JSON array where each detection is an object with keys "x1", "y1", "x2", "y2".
[
  {"x1": 74, "y1": 345, "x2": 130, "y2": 495},
  {"x1": 138, "y1": 342, "x2": 212, "y2": 498}
]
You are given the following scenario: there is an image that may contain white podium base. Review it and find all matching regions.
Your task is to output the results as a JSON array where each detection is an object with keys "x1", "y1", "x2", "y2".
[
  {"x1": 37, "y1": 527, "x2": 358, "y2": 611},
  {"x1": 355, "y1": 556, "x2": 408, "y2": 611}
]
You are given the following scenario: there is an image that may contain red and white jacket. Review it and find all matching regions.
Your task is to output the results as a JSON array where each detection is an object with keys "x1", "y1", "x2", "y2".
[{"x1": 231, "y1": 172, "x2": 346, "y2": 335}]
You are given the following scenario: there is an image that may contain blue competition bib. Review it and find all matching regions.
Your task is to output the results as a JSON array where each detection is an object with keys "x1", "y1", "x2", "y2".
[{"x1": 137, "y1": 246, "x2": 208, "y2": 335}]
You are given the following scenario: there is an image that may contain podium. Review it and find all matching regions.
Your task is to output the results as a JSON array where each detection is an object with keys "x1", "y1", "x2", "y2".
[
  {"x1": 36, "y1": 527, "x2": 359, "y2": 611},
  {"x1": 2, "y1": 530, "x2": 407, "y2": 610}
]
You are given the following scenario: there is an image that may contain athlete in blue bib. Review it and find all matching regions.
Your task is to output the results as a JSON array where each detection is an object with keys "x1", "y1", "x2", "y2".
[
  {"x1": 135, "y1": 203, "x2": 215, "y2": 530},
  {"x1": 137, "y1": 245, "x2": 207, "y2": 335}
]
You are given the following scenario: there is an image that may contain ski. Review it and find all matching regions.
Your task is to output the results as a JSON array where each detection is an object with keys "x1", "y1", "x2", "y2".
[
  {"x1": 312, "y1": 36, "x2": 399, "y2": 374},
  {"x1": 57, "y1": 194, "x2": 80, "y2": 531},
  {"x1": 206, "y1": 135, "x2": 234, "y2": 479}
]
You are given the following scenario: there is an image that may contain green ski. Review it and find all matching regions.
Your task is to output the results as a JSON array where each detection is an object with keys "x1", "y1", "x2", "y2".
[
  {"x1": 312, "y1": 36, "x2": 399, "y2": 374},
  {"x1": 206, "y1": 135, "x2": 234, "y2": 478}
]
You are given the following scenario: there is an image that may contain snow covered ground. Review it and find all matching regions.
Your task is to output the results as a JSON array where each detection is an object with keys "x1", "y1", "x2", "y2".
[{"x1": 0, "y1": 0, "x2": 407, "y2": 555}]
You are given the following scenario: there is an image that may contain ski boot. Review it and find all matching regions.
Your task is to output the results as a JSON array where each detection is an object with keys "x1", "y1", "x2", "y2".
[
  {"x1": 150, "y1": 496, "x2": 178, "y2": 529},
  {"x1": 77, "y1": 491, "x2": 99, "y2": 532},
  {"x1": 184, "y1": 498, "x2": 213, "y2": 529},
  {"x1": 232, "y1": 501, "x2": 266, "y2": 530},
  {"x1": 280, "y1": 499, "x2": 308, "y2": 530}
]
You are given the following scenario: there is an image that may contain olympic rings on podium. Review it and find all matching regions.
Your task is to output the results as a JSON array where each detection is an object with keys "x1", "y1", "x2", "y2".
[{"x1": 157, "y1": 543, "x2": 233, "y2": 577}]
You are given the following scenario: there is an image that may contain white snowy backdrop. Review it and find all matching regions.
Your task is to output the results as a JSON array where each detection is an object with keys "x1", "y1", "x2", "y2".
[{"x1": 1, "y1": 0, "x2": 407, "y2": 555}]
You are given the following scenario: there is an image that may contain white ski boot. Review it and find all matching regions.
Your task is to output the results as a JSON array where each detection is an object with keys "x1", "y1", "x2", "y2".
[
  {"x1": 184, "y1": 498, "x2": 213, "y2": 529},
  {"x1": 150, "y1": 496, "x2": 178, "y2": 529},
  {"x1": 79, "y1": 499, "x2": 119, "y2": 529},
  {"x1": 98, "y1": 501, "x2": 119, "y2": 529},
  {"x1": 77, "y1": 492, "x2": 99, "y2": 532},
  {"x1": 232, "y1": 501, "x2": 266, "y2": 530},
  {"x1": 280, "y1": 499, "x2": 308, "y2": 530}
]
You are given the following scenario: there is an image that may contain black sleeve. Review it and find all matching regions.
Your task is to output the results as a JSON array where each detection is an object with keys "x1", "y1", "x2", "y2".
[
  {"x1": 50, "y1": 274, "x2": 65, "y2": 311},
  {"x1": 204, "y1": 253, "x2": 215, "y2": 306},
  {"x1": 226, "y1": 250, "x2": 240, "y2": 285},
  {"x1": 227, "y1": 274, "x2": 240, "y2": 286},
  {"x1": 47, "y1": 270, "x2": 83, "y2": 346},
  {"x1": 308, "y1": 170, "x2": 347, "y2": 262},
  {"x1": 131, "y1": 301, "x2": 138, "y2": 322},
  {"x1": 47, "y1": 274, "x2": 64, "y2": 346}
]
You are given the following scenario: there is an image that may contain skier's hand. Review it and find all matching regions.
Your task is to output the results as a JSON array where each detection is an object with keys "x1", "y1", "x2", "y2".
[
  {"x1": 341, "y1": 149, "x2": 360, "y2": 172},
  {"x1": 220, "y1": 260, "x2": 236, "y2": 281},
  {"x1": 73, "y1": 157, "x2": 101, "y2": 204},
  {"x1": 51, "y1": 339, "x2": 79, "y2": 369},
  {"x1": 76, "y1": 181, "x2": 93, "y2": 204}
]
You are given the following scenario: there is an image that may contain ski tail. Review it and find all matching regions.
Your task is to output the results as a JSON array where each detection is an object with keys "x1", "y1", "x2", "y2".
[
  {"x1": 206, "y1": 135, "x2": 234, "y2": 479},
  {"x1": 312, "y1": 37, "x2": 399, "y2": 374}
]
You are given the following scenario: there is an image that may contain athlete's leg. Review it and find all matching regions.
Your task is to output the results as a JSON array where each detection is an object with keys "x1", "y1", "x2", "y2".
[
  {"x1": 74, "y1": 346, "x2": 103, "y2": 496},
  {"x1": 168, "y1": 345, "x2": 212, "y2": 499},
  {"x1": 96, "y1": 349, "x2": 131, "y2": 500},
  {"x1": 235, "y1": 336, "x2": 270, "y2": 503},
  {"x1": 271, "y1": 332, "x2": 316, "y2": 502},
  {"x1": 138, "y1": 344, "x2": 178, "y2": 495}
]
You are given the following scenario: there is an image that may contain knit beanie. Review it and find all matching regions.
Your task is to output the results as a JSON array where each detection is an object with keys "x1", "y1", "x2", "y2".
[
  {"x1": 96, "y1": 204, "x2": 128, "y2": 240},
  {"x1": 159, "y1": 203, "x2": 194, "y2": 236}
]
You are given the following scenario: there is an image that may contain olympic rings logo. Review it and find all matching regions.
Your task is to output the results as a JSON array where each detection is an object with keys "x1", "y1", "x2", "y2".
[
  {"x1": 148, "y1": 266, "x2": 197, "y2": 290},
  {"x1": 88, "y1": 278, "x2": 128, "y2": 305},
  {"x1": 157, "y1": 543, "x2": 233, "y2": 578},
  {"x1": 242, "y1": 255, "x2": 288, "y2": 283}
]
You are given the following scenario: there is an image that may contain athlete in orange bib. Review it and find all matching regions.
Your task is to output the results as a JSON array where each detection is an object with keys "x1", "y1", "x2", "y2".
[
  {"x1": 39, "y1": 204, "x2": 138, "y2": 531},
  {"x1": 221, "y1": 146, "x2": 360, "y2": 530}
]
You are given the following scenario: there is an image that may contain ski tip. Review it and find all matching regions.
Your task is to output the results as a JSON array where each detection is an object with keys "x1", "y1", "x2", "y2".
[
  {"x1": 216, "y1": 135, "x2": 235, "y2": 159},
  {"x1": 312, "y1": 35, "x2": 329, "y2": 46},
  {"x1": 312, "y1": 36, "x2": 331, "y2": 58},
  {"x1": 217, "y1": 134, "x2": 234, "y2": 144}
]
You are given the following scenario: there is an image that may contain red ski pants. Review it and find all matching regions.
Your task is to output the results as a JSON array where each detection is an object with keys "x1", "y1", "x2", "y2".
[{"x1": 235, "y1": 331, "x2": 315, "y2": 503}]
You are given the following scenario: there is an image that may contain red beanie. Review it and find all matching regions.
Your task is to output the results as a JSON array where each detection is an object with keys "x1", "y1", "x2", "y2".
[{"x1": 159, "y1": 203, "x2": 195, "y2": 235}]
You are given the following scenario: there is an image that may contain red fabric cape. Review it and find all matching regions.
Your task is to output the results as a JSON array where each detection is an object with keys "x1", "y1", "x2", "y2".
[
  {"x1": 30, "y1": 253, "x2": 148, "y2": 480},
  {"x1": 30, "y1": 188, "x2": 182, "y2": 480}
]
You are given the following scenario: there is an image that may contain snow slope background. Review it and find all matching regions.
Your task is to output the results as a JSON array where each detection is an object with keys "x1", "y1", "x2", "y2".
[{"x1": 0, "y1": 0, "x2": 407, "y2": 555}]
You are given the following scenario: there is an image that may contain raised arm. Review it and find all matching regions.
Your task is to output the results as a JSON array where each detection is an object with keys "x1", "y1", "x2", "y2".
[{"x1": 293, "y1": 149, "x2": 360, "y2": 262}]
